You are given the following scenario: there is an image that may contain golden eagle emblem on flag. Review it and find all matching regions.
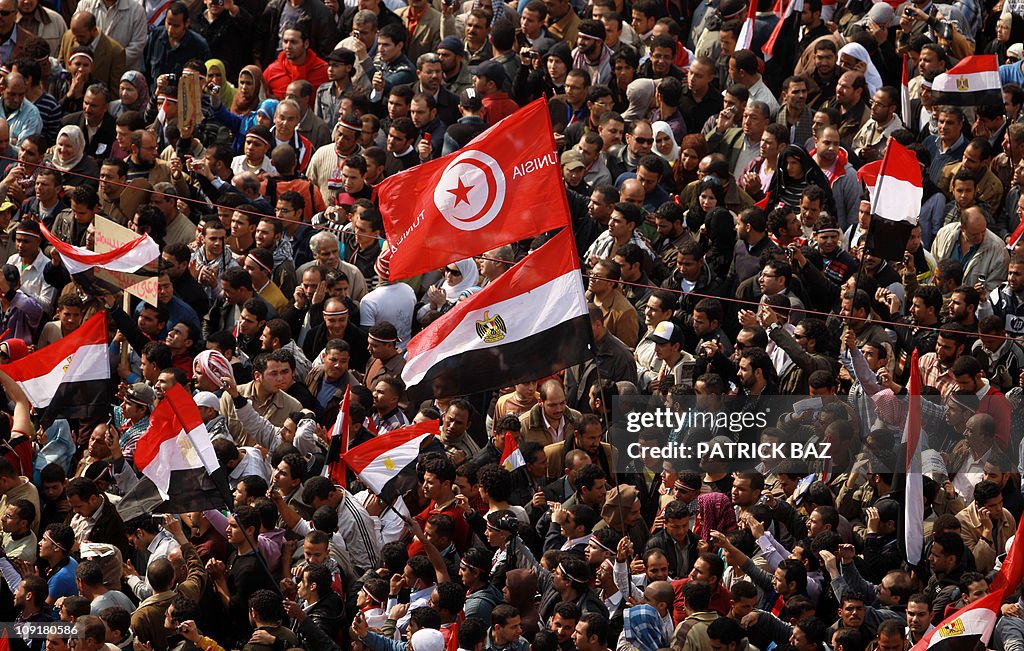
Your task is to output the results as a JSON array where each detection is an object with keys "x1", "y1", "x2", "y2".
[
  {"x1": 956, "y1": 77, "x2": 969, "y2": 90},
  {"x1": 475, "y1": 311, "x2": 507, "y2": 343},
  {"x1": 62, "y1": 355, "x2": 73, "y2": 373},
  {"x1": 938, "y1": 619, "x2": 965, "y2": 638},
  {"x1": 383, "y1": 457, "x2": 395, "y2": 470},
  {"x1": 177, "y1": 435, "x2": 199, "y2": 464}
]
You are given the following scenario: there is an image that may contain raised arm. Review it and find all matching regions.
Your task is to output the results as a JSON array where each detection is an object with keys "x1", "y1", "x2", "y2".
[{"x1": 0, "y1": 368, "x2": 33, "y2": 438}]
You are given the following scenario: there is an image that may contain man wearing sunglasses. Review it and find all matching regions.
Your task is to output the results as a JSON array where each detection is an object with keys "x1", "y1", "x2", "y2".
[{"x1": 606, "y1": 118, "x2": 654, "y2": 181}]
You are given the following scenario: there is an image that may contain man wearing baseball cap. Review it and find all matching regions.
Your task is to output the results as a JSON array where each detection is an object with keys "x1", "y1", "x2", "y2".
[
  {"x1": 560, "y1": 149, "x2": 589, "y2": 194},
  {"x1": 316, "y1": 48, "x2": 364, "y2": 124},
  {"x1": 442, "y1": 89, "x2": 488, "y2": 155},
  {"x1": 471, "y1": 60, "x2": 519, "y2": 126},
  {"x1": 641, "y1": 320, "x2": 694, "y2": 393}
]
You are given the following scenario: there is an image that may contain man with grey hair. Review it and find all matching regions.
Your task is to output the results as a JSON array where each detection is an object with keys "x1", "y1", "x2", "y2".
[
  {"x1": 286, "y1": 80, "x2": 332, "y2": 148},
  {"x1": 297, "y1": 230, "x2": 369, "y2": 301},
  {"x1": 413, "y1": 52, "x2": 457, "y2": 126},
  {"x1": 477, "y1": 245, "x2": 514, "y2": 287},
  {"x1": 708, "y1": 99, "x2": 771, "y2": 179},
  {"x1": 150, "y1": 182, "x2": 194, "y2": 247}
]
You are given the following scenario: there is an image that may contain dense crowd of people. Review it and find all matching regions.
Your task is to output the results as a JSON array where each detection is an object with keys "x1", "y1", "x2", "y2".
[{"x1": 0, "y1": 0, "x2": 1020, "y2": 650}]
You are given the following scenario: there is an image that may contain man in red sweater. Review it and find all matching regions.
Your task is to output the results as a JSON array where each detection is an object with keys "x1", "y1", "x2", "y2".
[
  {"x1": 953, "y1": 356, "x2": 1012, "y2": 449},
  {"x1": 471, "y1": 60, "x2": 519, "y2": 126},
  {"x1": 264, "y1": 26, "x2": 329, "y2": 100}
]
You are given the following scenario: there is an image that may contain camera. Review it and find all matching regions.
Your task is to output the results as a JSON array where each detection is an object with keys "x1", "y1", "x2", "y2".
[
  {"x1": 210, "y1": 84, "x2": 221, "y2": 94},
  {"x1": 904, "y1": 7, "x2": 914, "y2": 17},
  {"x1": 166, "y1": 73, "x2": 177, "y2": 84},
  {"x1": 212, "y1": 0, "x2": 224, "y2": 5}
]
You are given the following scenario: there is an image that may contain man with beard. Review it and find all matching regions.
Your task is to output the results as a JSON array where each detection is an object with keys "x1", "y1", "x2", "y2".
[
  {"x1": 807, "y1": 40, "x2": 840, "y2": 109},
  {"x1": 572, "y1": 20, "x2": 613, "y2": 86},
  {"x1": 544, "y1": 413, "x2": 614, "y2": 485},
  {"x1": 126, "y1": 129, "x2": 187, "y2": 195},
  {"x1": 980, "y1": 255, "x2": 1024, "y2": 336},
  {"x1": 828, "y1": 71, "x2": 869, "y2": 149}
]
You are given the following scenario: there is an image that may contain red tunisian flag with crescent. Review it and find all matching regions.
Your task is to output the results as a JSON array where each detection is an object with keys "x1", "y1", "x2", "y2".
[{"x1": 376, "y1": 98, "x2": 571, "y2": 281}]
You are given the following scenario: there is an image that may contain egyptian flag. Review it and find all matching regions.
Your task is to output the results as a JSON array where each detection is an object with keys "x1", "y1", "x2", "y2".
[
  {"x1": 903, "y1": 349, "x2": 925, "y2": 565},
  {"x1": 763, "y1": 0, "x2": 801, "y2": 61},
  {"x1": 500, "y1": 433, "x2": 525, "y2": 471},
  {"x1": 737, "y1": 0, "x2": 758, "y2": 51},
  {"x1": 910, "y1": 590, "x2": 1003, "y2": 651},
  {"x1": 401, "y1": 229, "x2": 593, "y2": 402},
  {"x1": 991, "y1": 494, "x2": 1024, "y2": 593},
  {"x1": 118, "y1": 385, "x2": 228, "y2": 520},
  {"x1": 340, "y1": 420, "x2": 446, "y2": 503},
  {"x1": 0, "y1": 312, "x2": 110, "y2": 423},
  {"x1": 865, "y1": 139, "x2": 922, "y2": 261},
  {"x1": 901, "y1": 55, "x2": 912, "y2": 124},
  {"x1": 931, "y1": 55, "x2": 1002, "y2": 106},
  {"x1": 1007, "y1": 220, "x2": 1024, "y2": 251},
  {"x1": 323, "y1": 385, "x2": 351, "y2": 487},
  {"x1": 377, "y1": 98, "x2": 571, "y2": 281},
  {"x1": 40, "y1": 222, "x2": 159, "y2": 275}
]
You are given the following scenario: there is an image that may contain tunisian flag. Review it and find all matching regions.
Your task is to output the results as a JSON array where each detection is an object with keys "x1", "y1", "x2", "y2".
[
  {"x1": 377, "y1": 98, "x2": 571, "y2": 281},
  {"x1": 401, "y1": 229, "x2": 592, "y2": 401},
  {"x1": 40, "y1": 222, "x2": 159, "y2": 275},
  {"x1": 0, "y1": 312, "x2": 110, "y2": 422}
]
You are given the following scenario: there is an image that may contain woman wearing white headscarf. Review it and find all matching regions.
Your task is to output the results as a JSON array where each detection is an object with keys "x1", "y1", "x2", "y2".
[
  {"x1": 838, "y1": 42, "x2": 883, "y2": 96},
  {"x1": 416, "y1": 258, "x2": 481, "y2": 322},
  {"x1": 46, "y1": 125, "x2": 98, "y2": 192},
  {"x1": 652, "y1": 121, "x2": 680, "y2": 164}
]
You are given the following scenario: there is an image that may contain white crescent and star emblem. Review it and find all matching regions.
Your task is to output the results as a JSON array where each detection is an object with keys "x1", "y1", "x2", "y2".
[{"x1": 433, "y1": 150, "x2": 507, "y2": 231}]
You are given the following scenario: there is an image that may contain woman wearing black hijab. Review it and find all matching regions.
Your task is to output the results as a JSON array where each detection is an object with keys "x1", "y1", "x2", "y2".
[
  {"x1": 766, "y1": 145, "x2": 837, "y2": 215},
  {"x1": 699, "y1": 207, "x2": 737, "y2": 281}
]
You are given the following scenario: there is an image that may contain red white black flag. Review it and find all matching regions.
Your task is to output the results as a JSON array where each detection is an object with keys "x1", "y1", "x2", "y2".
[
  {"x1": 401, "y1": 229, "x2": 592, "y2": 401},
  {"x1": 0, "y1": 312, "x2": 110, "y2": 422}
]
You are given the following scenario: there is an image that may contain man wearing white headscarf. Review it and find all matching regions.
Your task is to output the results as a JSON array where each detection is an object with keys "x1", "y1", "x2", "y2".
[{"x1": 837, "y1": 42, "x2": 883, "y2": 95}]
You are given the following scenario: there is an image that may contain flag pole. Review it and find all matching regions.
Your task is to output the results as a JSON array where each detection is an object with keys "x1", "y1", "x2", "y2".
[
  {"x1": 852, "y1": 138, "x2": 894, "y2": 310},
  {"x1": 158, "y1": 391, "x2": 285, "y2": 598}
]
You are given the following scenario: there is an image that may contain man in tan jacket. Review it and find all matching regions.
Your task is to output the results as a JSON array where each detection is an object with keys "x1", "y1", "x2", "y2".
[{"x1": 955, "y1": 477, "x2": 1016, "y2": 574}]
